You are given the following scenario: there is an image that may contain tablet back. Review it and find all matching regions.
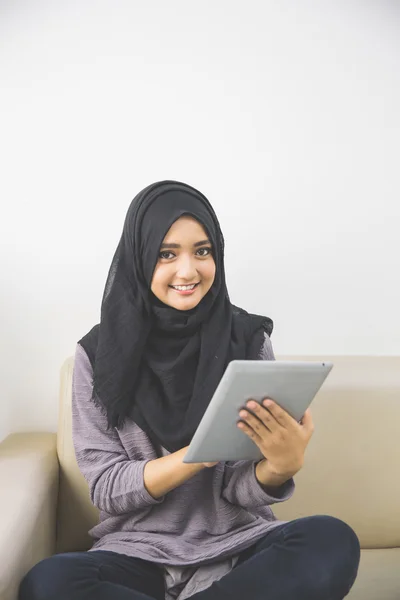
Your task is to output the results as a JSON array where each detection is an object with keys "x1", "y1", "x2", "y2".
[{"x1": 184, "y1": 360, "x2": 333, "y2": 463}]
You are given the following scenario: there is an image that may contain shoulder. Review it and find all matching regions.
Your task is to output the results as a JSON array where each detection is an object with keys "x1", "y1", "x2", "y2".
[
  {"x1": 73, "y1": 343, "x2": 94, "y2": 389},
  {"x1": 259, "y1": 333, "x2": 275, "y2": 361},
  {"x1": 78, "y1": 324, "x2": 100, "y2": 369}
]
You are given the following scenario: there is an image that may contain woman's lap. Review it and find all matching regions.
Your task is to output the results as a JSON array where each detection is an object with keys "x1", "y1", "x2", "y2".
[
  {"x1": 191, "y1": 515, "x2": 360, "y2": 600},
  {"x1": 19, "y1": 515, "x2": 360, "y2": 600}
]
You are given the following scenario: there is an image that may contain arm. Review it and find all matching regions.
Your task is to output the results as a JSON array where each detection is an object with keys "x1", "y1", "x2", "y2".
[
  {"x1": 143, "y1": 447, "x2": 205, "y2": 499},
  {"x1": 72, "y1": 345, "x2": 205, "y2": 515},
  {"x1": 222, "y1": 334, "x2": 295, "y2": 508}
]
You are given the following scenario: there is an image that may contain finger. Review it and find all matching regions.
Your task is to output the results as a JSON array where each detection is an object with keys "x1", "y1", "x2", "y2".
[
  {"x1": 300, "y1": 408, "x2": 314, "y2": 434},
  {"x1": 238, "y1": 409, "x2": 270, "y2": 438},
  {"x1": 237, "y1": 419, "x2": 263, "y2": 445},
  {"x1": 262, "y1": 399, "x2": 298, "y2": 430},
  {"x1": 244, "y1": 400, "x2": 278, "y2": 432}
]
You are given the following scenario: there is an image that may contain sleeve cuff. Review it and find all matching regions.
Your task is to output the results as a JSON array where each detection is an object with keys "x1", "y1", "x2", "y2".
[
  {"x1": 130, "y1": 459, "x2": 165, "y2": 506},
  {"x1": 249, "y1": 462, "x2": 295, "y2": 506}
]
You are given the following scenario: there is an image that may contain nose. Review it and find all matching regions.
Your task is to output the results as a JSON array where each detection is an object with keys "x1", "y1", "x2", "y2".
[{"x1": 175, "y1": 254, "x2": 197, "y2": 281}]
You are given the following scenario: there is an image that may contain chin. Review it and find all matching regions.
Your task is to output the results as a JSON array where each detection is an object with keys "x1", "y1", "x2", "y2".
[
  {"x1": 168, "y1": 294, "x2": 203, "y2": 311},
  {"x1": 173, "y1": 298, "x2": 201, "y2": 311}
]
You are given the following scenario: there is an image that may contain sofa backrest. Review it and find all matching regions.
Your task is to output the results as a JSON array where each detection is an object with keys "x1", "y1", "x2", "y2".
[
  {"x1": 271, "y1": 355, "x2": 400, "y2": 549},
  {"x1": 56, "y1": 357, "x2": 98, "y2": 553},
  {"x1": 56, "y1": 355, "x2": 400, "y2": 554}
]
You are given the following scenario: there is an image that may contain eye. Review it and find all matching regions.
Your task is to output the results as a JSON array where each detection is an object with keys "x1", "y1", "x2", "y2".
[
  {"x1": 159, "y1": 251, "x2": 175, "y2": 260},
  {"x1": 196, "y1": 247, "x2": 212, "y2": 257}
]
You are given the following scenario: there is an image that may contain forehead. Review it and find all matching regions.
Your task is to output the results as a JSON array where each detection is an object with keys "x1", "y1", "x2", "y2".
[{"x1": 163, "y1": 216, "x2": 209, "y2": 241}]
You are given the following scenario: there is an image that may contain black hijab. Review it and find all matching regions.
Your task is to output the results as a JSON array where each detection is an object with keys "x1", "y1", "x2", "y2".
[{"x1": 79, "y1": 181, "x2": 273, "y2": 453}]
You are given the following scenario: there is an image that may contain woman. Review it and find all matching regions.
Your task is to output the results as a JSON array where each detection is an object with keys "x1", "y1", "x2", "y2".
[{"x1": 20, "y1": 181, "x2": 360, "y2": 600}]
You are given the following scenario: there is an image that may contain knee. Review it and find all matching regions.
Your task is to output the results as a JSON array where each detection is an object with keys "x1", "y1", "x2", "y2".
[
  {"x1": 300, "y1": 516, "x2": 360, "y2": 597},
  {"x1": 19, "y1": 554, "x2": 83, "y2": 600},
  {"x1": 310, "y1": 515, "x2": 360, "y2": 559}
]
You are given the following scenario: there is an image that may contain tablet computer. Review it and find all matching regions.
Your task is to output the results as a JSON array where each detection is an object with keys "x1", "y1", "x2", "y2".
[{"x1": 183, "y1": 360, "x2": 333, "y2": 463}]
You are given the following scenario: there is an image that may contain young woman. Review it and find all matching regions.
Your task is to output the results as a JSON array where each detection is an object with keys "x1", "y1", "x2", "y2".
[{"x1": 20, "y1": 181, "x2": 360, "y2": 600}]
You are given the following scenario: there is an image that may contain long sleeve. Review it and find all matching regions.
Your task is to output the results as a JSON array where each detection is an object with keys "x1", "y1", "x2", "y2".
[
  {"x1": 222, "y1": 333, "x2": 295, "y2": 509},
  {"x1": 72, "y1": 343, "x2": 164, "y2": 515},
  {"x1": 222, "y1": 460, "x2": 294, "y2": 508}
]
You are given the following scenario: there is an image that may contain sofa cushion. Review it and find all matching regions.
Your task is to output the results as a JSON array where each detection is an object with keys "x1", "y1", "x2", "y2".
[{"x1": 347, "y1": 548, "x2": 400, "y2": 600}]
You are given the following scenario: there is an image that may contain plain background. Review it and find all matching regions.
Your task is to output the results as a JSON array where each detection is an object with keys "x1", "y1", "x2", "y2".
[{"x1": 1, "y1": 0, "x2": 399, "y2": 441}]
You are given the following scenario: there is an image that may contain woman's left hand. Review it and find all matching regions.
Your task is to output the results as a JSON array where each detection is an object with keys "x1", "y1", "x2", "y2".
[{"x1": 237, "y1": 399, "x2": 314, "y2": 480}]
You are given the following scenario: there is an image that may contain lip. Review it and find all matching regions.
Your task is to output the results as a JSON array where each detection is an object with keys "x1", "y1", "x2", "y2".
[{"x1": 169, "y1": 282, "x2": 200, "y2": 296}]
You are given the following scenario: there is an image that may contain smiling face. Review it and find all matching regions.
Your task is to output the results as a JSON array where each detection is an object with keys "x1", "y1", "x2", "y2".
[{"x1": 151, "y1": 216, "x2": 216, "y2": 311}]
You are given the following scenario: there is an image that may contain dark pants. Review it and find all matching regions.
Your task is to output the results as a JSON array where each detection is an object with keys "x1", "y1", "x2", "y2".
[{"x1": 19, "y1": 516, "x2": 360, "y2": 600}]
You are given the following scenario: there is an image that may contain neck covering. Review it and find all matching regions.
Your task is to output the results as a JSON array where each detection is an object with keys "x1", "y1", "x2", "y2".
[{"x1": 79, "y1": 181, "x2": 273, "y2": 453}]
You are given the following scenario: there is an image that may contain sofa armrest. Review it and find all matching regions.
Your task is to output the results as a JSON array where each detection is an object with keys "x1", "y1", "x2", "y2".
[{"x1": 0, "y1": 433, "x2": 59, "y2": 600}]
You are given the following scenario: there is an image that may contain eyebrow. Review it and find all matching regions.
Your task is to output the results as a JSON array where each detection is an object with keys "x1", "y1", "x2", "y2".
[{"x1": 160, "y1": 239, "x2": 211, "y2": 249}]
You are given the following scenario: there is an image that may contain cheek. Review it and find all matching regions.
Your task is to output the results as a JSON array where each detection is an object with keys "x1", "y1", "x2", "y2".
[
  {"x1": 151, "y1": 265, "x2": 169, "y2": 293},
  {"x1": 203, "y1": 260, "x2": 216, "y2": 284}
]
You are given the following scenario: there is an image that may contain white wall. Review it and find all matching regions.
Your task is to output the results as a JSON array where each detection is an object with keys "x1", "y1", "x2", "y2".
[{"x1": 1, "y1": 0, "x2": 399, "y2": 439}]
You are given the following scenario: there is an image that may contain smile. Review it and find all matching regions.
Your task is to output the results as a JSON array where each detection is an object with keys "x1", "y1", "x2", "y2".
[{"x1": 169, "y1": 283, "x2": 200, "y2": 291}]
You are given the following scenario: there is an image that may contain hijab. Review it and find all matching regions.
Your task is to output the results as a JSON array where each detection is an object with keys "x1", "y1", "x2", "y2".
[{"x1": 79, "y1": 180, "x2": 273, "y2": 453}]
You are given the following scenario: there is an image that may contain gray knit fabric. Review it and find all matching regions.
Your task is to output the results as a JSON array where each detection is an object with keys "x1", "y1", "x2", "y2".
[{"x1": 72, "y1": 334, "x2": 294, "y2": 600}]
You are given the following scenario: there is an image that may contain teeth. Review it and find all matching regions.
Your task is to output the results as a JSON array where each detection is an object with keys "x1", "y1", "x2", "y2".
[{"x1": 172, "y1": 284, "x2": 197, "y2": 291}]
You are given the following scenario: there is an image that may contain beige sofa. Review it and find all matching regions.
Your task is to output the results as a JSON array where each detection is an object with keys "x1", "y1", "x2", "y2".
[{"x1": 0, "y1": 355, "x2": 399, "y2": 600}]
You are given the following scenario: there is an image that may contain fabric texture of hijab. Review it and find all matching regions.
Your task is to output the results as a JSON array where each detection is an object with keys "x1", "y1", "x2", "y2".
[{"x1": 79, "y1": 180, "x2": 273, "y2": 454}]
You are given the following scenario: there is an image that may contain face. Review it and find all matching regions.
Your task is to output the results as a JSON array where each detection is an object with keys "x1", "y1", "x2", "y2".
[{"x1": 151, "y1": 216, "x2": 216, "y2": 310}]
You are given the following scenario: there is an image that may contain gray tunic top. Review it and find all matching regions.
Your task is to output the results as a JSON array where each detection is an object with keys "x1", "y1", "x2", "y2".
[{"x1": 72, "y1": 335, "x2": 294, "y2": 600}]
